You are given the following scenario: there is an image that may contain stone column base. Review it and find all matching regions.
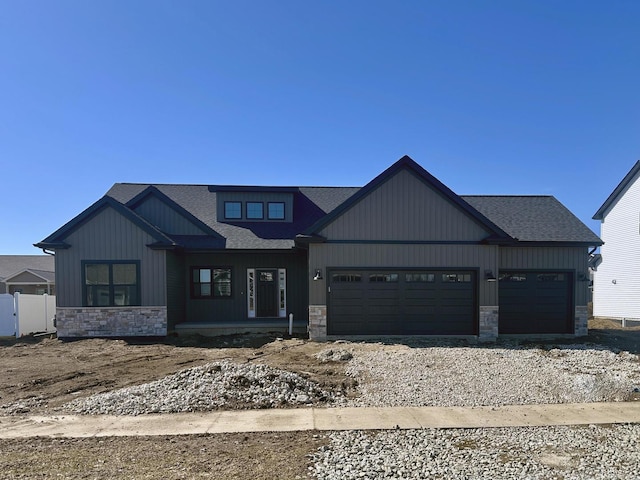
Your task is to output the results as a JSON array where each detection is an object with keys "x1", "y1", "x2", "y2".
[
  {"x1": 575, "y1": 305, "x2": 588, "y2": 336},
  {"x1": 479, "y1": 306, "x2": 499, "y2": 342},
  {"x1": 308, "y1": 305, "x2": 327, "y2": 341}
]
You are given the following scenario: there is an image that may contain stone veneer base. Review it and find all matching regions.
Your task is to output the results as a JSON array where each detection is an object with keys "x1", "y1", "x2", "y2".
[
  {"x1": 575, "y1": 305, "x2": 588, "y2": 336},
  {"x1": 479, "y1": 306, "x2": 499, "y2": 342},
  {"x1": 56, "y1": 306, "x2": 167, "y2": 337},
  {"x1": 308, "y1": 305, "x2": 327, "y2": 341}
]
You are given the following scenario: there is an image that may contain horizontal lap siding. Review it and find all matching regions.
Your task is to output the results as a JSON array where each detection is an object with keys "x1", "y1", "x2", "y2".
[
  {"x1": 55, "y1": 207, "x2": 166, "y2": 307},
  {"x1": 499, "y1": 247, "x2": 589, "y2": 306},
  {"x1": 594, "y1": 174, "x2": 640, "y2": 319}
]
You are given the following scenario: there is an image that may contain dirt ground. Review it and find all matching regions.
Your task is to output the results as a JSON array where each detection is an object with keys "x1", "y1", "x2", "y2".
[{"x1": 0, "y1": 320, "x2": 639, "y2": 479}]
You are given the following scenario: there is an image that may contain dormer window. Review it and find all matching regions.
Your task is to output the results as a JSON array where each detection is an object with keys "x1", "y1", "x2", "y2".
[
  {"x1": 246, "y1": 202, "x2": 264, "y2": 219},
  {"x1": 268, "y1": 202, "x2": 285, "y2": 220},
  {"x1": 224, "y1": 202, "x2": 242, "y2": 219},
  {"x1": 214, "y1": 188, "x2": 293, "y2": 223}
]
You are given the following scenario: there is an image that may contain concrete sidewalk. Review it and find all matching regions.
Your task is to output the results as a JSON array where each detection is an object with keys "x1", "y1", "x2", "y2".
[{"x1": 1, "y1": 402, "x2": 639, "y2": 439}]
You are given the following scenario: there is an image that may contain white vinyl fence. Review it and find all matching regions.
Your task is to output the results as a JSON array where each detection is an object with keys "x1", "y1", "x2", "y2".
[{"x1": 0, "y1": 293, "x2": 56, "y2": 337}]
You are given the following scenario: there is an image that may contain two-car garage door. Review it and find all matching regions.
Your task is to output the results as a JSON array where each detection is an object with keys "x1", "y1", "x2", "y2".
[{"x1": 328, "y1": 269, "x2": 477, "y2": 335}]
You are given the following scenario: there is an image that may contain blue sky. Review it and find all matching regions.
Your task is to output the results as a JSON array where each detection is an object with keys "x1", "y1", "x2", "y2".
[{"x1": 1, "y1": 1, "x2": 638, "y2": 254}]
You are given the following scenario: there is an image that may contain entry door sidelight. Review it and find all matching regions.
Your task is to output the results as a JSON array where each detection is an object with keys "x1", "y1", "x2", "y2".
[{"x1": 257, "y1": 270, "x2": 278, "y2": 317}]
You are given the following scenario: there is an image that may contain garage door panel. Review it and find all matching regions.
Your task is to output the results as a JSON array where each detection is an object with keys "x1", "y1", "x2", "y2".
[
  {"x1": 329, "y1": 269, "x2": 477, "y2": 335},
  {"x1": 499, "y1": 271, "x2": 572, "y2": 334}
]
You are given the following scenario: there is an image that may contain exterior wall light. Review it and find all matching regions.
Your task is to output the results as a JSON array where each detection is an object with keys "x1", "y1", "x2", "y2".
[
  {"x1": 313, "y1": 268, "x2": 323, "y2": 281},
  {"x1": 485, "y1": 270, "x2": 497, "y2": 282}
]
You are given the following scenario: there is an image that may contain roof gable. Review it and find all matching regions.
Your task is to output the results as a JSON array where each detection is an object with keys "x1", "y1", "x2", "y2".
[
  {"x1": 35, "y1": 196, "x2": 175, "y2": 250},
  {"x1": 304, "y1": 155, "x2": 511, "y2": 242},
  {"x1": 0, "y1": 256, "x2": 54, "y2": 280},
  {"x1": 593, "y1": 160, "x2": 640, "y2": 220},
  {"x1": 126, "y1": 186, "x2": 222, "y2": 237},
  {"x1": 4, "y1": 269, "x2": 54, "y2": 284}
]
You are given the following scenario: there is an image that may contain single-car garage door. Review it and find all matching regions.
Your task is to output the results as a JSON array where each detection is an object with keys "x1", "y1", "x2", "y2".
[
  {"x1": 328, "y1": 269, "x2": 477, "y2": 335},
  {"x1": 498, "y1": 271, "x2": 573, "y2": 334}
]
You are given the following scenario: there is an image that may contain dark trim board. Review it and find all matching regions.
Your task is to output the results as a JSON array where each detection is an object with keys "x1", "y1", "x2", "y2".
[{"x1": 327, "y1": 267, "x2": 479, "y2": 336}]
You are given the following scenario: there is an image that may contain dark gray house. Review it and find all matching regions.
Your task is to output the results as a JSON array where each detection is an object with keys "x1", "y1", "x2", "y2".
[{"x1": 36, "y1": 156, "x2": 601, "y2": 340}]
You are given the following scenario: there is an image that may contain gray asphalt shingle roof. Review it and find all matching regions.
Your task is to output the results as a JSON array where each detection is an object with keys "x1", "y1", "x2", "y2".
[
  {"x1": 0, "y1": 255, "x2": 55, "y2": 281},
  {"x1": 103, "y1": 182, "x2": 601, "y2": 249},
  {"x1": 462, "y1": 195, "x2": 602, "y2": 244},
  {"x1": 106, "y1": 183, "x2": 360, "y2": 249}
]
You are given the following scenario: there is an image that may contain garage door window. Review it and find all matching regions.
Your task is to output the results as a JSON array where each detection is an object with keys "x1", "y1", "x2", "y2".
[
  {"x1": 499, "y1": 273, "x2": 526, "y2": 282},
  {"x1": 369, "y1": 273, "x2": 398, "y2": 283},
  {"x1": 537, "y1": 273, "x2": 565, "y2": 282},
  {"x1": 405, "y1": 273, "x2": 435, "y2": 283},
  {"x1": 332, "y1": 274, "x2": 362, "y2": 282},
  {"x1": 442, "y1": 273, "x2": 471, "y2": 283}
]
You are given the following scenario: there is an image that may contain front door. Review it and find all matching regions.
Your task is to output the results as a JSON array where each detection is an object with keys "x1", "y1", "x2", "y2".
[{"x1": 257, "y1": 270, "x2": 278, "y2": 317}]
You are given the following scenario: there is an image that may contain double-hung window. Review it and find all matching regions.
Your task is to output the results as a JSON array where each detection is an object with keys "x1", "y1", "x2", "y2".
[{"x1": 83, "y1": 261, "x2": 140, "y2": 307}]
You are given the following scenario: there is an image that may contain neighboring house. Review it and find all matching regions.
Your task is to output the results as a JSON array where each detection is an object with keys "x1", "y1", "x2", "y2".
[
  {"x1": 35, "y1": 156, "x2": 601, "y2": 340},
  {"x1": 592, "y1": 160, "x2": 640, "y2": 320},
  {"x1": 0, "y1": 255, "x2": 55, "y2": 295}
]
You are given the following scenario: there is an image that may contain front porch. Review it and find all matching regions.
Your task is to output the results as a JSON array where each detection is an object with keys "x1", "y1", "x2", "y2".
[{"x1": 172, "y1": 318, "x2": 308, "y2": 337}]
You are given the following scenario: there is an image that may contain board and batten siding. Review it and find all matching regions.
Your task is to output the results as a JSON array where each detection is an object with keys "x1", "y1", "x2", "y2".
[
  {"x1": 54, "y1": 206, "x2": 167, "y2": 307},
  {"x1": 166, "y1": 251, "x2": 186, "y2": 328},
  {"x1": 184, "y1": 251, "x2": 308, "y2": 324},
  {"x1": 499, "y1": 246, "x2": 590, "y2": 306},
  {"x1": 318, "y1": 169, "x2": 491, "y2": 241},
  {"x1": 309, "y1": 244, "x2": 499, "y2": 306},
  {"x1": 594, "y1": 172, "x2": 640, "y2": 319},
  {"x1": 132, "y1": 195, "x2": 206, "y2": 235}
]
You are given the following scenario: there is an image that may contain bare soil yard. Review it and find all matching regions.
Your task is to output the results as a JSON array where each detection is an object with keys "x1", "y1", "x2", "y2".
[{"x1": 0, "y1": 320, "x2": 639, "y2": 479}]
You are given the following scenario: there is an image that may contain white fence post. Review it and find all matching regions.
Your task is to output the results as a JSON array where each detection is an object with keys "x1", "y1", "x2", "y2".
[{"x1": 14, "y1": 292, "x2": 20, "y2": 339}]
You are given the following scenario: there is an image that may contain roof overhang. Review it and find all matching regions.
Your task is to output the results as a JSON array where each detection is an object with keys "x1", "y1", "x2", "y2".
[{"x1": 593, "y1": 160, "x2": 640, "y2": 220}]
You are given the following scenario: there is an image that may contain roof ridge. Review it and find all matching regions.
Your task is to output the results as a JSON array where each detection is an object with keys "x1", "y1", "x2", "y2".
[{"x1": 462, "y1": 194, "x2": 554, "y2": 198}]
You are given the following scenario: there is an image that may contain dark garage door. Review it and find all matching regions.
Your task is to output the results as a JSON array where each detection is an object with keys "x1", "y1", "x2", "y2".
[
  {"x1": 498, "y1": 271, "x2": 573, "y2": 334},
  {"x1": 328, "y1": 270, "x2": 477, "y2": 335}
]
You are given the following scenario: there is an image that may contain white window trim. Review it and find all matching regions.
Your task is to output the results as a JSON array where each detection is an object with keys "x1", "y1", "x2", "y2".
[
  {"x1": 247, "y1": 269, "x2": 256, "y2": 318},
  {"x1": 278, "y1": 268, "x2": 286, "y2": 318}
]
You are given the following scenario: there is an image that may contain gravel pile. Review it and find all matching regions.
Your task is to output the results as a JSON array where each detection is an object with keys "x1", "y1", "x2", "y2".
[
  {"x1": 63, "y1": 361, "x2": 341, "y2": 415},
  {"x1": 344, "y1": 344, "x2": 640, "y2": 407},
  {"x1": 311, "y1": 424, "x2": 640, "y2": 479}
]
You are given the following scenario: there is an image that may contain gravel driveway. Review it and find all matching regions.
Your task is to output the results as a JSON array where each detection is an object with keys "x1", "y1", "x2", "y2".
[{"x1": 60, "y1": 339, "x2": 640, "y2": 479}]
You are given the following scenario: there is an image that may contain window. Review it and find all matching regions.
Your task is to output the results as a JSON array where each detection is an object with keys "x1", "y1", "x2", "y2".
[
  {"x1": 499, "y1": 273, "x2": 527, "y2": 282},
  {"x1": 246, "y1": 202, "x2": 264, "y2": 219},
  {"x1": 405, "y1": 273, "x2": 435, "y2": 283},
  {"x1": 268, "y1": 202, "x2": 285, "y2": 220},
  {"x1": 191, "y1": 267, "x2": 232, "y2": 298},
  {"x1": 537, "y1": 273, "x2": 565, "y2": 282},
  {"x1": 442, "y1": 273, "x2": 471, "y2": 283},
  {"x1": 332, "y1": 274, "x2": 362, "y2": 282},
  {"x1": 369, "y1": 273, "x2": 398, "y2": 283},
  {"x1": 84, "y1": 261, "x2": 139, "y2": 307},
  {"x1": 224, "y1": 202, "x2": 242, "y2": 219}
]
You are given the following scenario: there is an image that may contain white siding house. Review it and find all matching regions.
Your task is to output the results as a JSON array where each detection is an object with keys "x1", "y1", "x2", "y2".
[{"x1": 593, "y1": 161, "x2": 640, "y2": 320}]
